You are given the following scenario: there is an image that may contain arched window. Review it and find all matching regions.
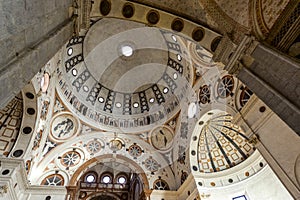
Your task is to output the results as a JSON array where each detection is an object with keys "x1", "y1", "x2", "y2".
[
  {"x1": 60, "y1": 151, "x2": 81, "y2": 167},
  {"x1": 100, "y1": 172, "x2": 113, "y2": 184},
  {"x1": 115, "y1": 173, "x2": 128, "y2": 184},
  {"x1": 41, "y1": 174, "x2": 64, "y2": 186},
  {"x1": 83, "y1": 171, "x2": 98, "y2": 183},
  {"x1": 217, "y1": 75, "x2": 234, "y2": 98},
  {"x1": 153, "y1": 179, "x2": 170, "y2": 190}
]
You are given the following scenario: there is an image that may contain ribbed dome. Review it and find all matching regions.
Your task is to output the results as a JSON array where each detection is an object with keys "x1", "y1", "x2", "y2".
[{"x1": 197, "y1": 112, "x2": 255, "y2": 173}]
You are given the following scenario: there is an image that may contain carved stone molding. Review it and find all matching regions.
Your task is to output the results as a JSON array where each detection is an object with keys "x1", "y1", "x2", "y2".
[
  {"x1": 198, "y1": 0, "x2": 250, "y2": 43},
  {"x1": 267, "y1": 2, "x2": 300, "y2": 52}
]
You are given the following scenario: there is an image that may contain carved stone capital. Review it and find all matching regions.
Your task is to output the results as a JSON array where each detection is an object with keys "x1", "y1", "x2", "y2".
[{"x1": 223, "y1": 35, "x2": 259, "y2": 75}]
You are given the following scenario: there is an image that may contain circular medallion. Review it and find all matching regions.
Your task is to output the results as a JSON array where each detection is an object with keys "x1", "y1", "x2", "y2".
[
  {"x1": 86, "y1": 139, "x2": 103, "y2": 154},
  {"x1": 144, "y1": 157, "x2": 160, "y2": 172},
  {"x1": 60, "y1": 151, "x2": 81, "y2": 167},
  {"x1": 128, "y1": 143, "x2": 143, "y2": 158},
  {"x1": 109, "y1": 139, "x2": 123, "y2": 151},
  {"x1": 50, "y1": 112, "x2": 79, "y2": 141},
  {"x1": 150, "y1": 126, "x2": 174, "y2": 151}
]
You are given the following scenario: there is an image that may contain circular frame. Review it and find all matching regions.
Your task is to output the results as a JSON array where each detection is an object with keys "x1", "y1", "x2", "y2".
[{"x1": 49, "y1": 112, "x2": 80, "y2": 142}]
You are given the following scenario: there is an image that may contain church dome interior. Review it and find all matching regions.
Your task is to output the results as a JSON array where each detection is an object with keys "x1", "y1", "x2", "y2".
[{"x1": 0, "y1": 0, "x2": 299, "y2": 200}]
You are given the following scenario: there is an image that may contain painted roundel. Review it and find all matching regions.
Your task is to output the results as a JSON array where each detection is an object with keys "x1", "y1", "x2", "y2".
[
  {"x1": 128, "y1": 143, "x2": 143, "y2": 158},
  {"x1": 50, "y1": 112, "x2": 79, "y2": 141},
  {"x1": 109, "y1": 139, "x2": 123, "y2": 152},
  {"x1": 144, "y1": 157, "x2": 160, "y2": 172},
  {"x1": 60, "y1": 151, "x2": 81, "y2": 167},
  {"x1": 86, "y1": 140, "x2": 103, "y2": 154},
  {"x1": 150, "y1": 126, "x2": 174, "y2": 151}
]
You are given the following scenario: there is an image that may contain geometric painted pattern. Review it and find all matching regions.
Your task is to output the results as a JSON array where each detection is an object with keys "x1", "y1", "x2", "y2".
[
  {"x1": 166, "y1": 41, "x2": 181, "y2": 53},
  {"x1": 162, "y1": 73, "x2": 177, "y2": 93},
  {"x1": 0, "y1": 93, "x2": 23, "y2": 156},
  {"x1": 143, "y1": 156, "x2": 161, "y2": 172},
  {"x1": 197, "y1": 113, "x2": 254, "y2": 173}
]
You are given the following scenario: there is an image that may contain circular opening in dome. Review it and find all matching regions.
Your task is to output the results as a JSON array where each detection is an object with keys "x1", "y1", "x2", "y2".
[
  {"x1": 259, "y1": 162, "x2": 264, "y2": 167},
  {"x1": 13, "y1": 149, "x2": 23, "y2": 157},
  {"x1": 133, "y1": 102, "x2": 139, "y2": 108},
  {"x1": 98, "y1": 97, "x2": 105, "y2": 103},
  {"x1": 83, "y1": 85, "x2": 89, "y2": 92},
  {"x1": 86, "y1": 174, "x2": 95, "y2": 183},
  {"x1": 188, "y1": 103, "x2": 197, "y2": 118},
  {"x1": 27, "y1": 108, "x2": 35, "y2": 115},
  {"x1": 191, "y1": 150, "x2": 196, "y2": 155},
  {"x1": 116, "y1": 102, "x2": 122, "y2": 108},
  {"x1": 2, "y1": 169, "x2": 10, "y2": 175},
  {"x1": 149, "y1": 98, "x2": 155, "y2": 103},
  {"x1": 118, "y1": 176, "x2": 126, "y2": 184},
  {"x1": 100, "y1": 0, "x2": 111, "y2": 16},
  {"x1": 102, "y1": 175, "x2": 111, "y2": 183},
  {"x1": 72, "y1": 69, "x2": 78, "y2": 76},
  {"x1": 25, "y1": 92, "x2": 34, "y2": 99},
  {"x1": 163, "y1": 87, "x2": 169, "y2": 94},
  {"x1": 177, "y1": 54, "x2": 182, "y2": 61},
  {"x1": 45, "y1": 196, "x2": 51, "y2": 200},
  {"x1": 171, "y1": 35, "x2": 177, "y2": 42},
  {"x1": 23, "y1": 127, "x2": 32, "y2": 134},
  {"x1": 173, "y1": 73, "x2": 178, "y2": 80},
  {"x1": 147, "y1": 10, "x2": 160, "y2": 24},
  {"x1": 40, "y1": 77, "x2": 45, "y2": 88},
  {"x1": 67, "y1": 48, "x2": 73, "y2": 56},
  {"x1": 40, "y1": 73, "x2": 50, "y2": 93},
  {"x1": 121, "y1": 45, "x2": 133, "y2": 57},
  {"x1": 122, "y1": 3, "x2": 134, "y2": 18}
]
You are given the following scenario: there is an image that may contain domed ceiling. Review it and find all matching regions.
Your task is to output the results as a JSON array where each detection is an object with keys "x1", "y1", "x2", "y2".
[
  {"x1": 194, "y1": 111, "x2": 255, "y2": 173},
  {"x1": 58, "y1": 18, "x2": 193, "y2": 132}
]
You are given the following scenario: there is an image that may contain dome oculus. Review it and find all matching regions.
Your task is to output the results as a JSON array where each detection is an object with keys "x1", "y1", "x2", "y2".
[{"x1": 121, "y1": 45, "x2": 134, "y2": 57}]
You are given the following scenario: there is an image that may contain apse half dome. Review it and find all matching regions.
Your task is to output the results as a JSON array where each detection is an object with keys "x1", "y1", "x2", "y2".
[{"x1": 193, "y1": 111, "x2": 255, "y2": 173}]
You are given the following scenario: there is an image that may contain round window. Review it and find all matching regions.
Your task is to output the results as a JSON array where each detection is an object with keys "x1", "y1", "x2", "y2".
[
  {"x1": 121, "y1": 45, "x2": 133, "y2": 57},
  {"x1": 118, "y1": 176, "x2": 126, "y2": 184},
  {"x1": 86, "y1": 174, "x2": 95, "y2": 183},
  {"x1": 102, "y1": 175, "x2": 111, "y2": 183}
]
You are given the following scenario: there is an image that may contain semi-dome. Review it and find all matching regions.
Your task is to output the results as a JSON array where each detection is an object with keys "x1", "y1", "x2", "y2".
[{"x1": 194, "y1": 111, "x2": 255, "y2": 173}]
